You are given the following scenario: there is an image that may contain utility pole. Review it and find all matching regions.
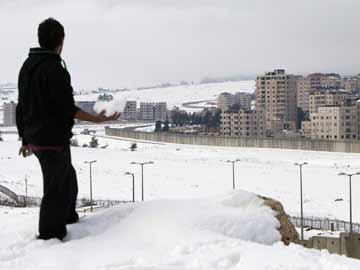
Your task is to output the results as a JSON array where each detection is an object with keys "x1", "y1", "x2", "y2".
[
  {"x1": 125, "y1": 172, "x2": 135, "y2": 202},
  {"x1": 227, "y1": 159, "x2": 241, "y2": 190},
  {"x1": 85, "y1": 160, "x2": 97, "y2": 212},
  {"x1": 294, "y1": 162, "x2": 308, "y2": 241},
  {"x1": 338, "y1": 171, "x2": 360, "y2": 234},
  {"x1": 131, "y1": 161, "x2": 154, "y2": 201},
  {"x1": 25, "y1": 176, "x2": 28, "y2": 207}
]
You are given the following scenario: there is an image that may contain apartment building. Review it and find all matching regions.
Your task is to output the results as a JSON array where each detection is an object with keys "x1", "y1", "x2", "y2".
[
  {"x1": 220, "y1": 109, "x2": 264, "y2": 137},
  {"x1": 307, "y1": 73, "x2": 341, "y2": 90},
  {"x1": 140, "y1": 102, "x2": 167, "y2": 121},
  {"x1": 122, "y1": 101, "x2": 137, "y2": 120},
  {"x1": 217, "y1": 92, "x2": 252, "y2": 112},
  {"x1": 3, "y1": 101, "x2": 17, "y2": 126},
  {"x1": 308, "y1": 90, "x2": 353, "y2": 114},
  {"x1": 140, "y1": 103, "x2": 154, "y2": 120},
  {"x1": 154, "y1": 102, "x2": 167, "y2": 121},
  {"x1": 320, "y1": 76, "x2": 341, "y2": 89},
  {"x1": 256, "y1": 69, "x2": 297, "y2": 135},
  {"x1": 217, "y1": 93, "x2": 235, "y2": 111},
  {"x1": 76, "y1": 101, "x2": 96, "y2": 115},
  {"x1": 343, "y1": 77, "x2": 360, "y2": 92},
  {"x1": 307, "y1": 105, "x2": 358, "y2": 140},
  {"x1": 296, "y1": 76, "x2": 311, "y2": 112},
  {"x1": 234, "y1": 92, "x2": 252, "y2": 109},
  {"x1": 301, "y1": 120, "x2": 312, "y2": 138}
]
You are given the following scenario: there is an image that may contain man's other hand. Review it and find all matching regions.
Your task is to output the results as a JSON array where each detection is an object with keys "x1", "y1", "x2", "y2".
[
  {"x1": 19, "y1": 145, "x2": 33, "y2": 158},
  {"x1": 95, "y1": 110, "x2": 121, "y2": 123}
]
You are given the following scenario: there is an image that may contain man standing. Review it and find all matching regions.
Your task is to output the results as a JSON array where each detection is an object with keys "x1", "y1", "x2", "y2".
[{"x1": 16, "y1": 18, "x2": 120, "y2": 240}]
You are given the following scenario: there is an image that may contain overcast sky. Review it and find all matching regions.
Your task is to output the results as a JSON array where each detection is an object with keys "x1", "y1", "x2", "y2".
[{"x1": 0, "y1": 0, "x2": 359, "y2": 90}]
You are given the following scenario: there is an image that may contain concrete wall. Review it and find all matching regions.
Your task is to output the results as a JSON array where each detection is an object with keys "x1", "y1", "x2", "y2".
[
  {"x1": 105, "y1": 128, "x2": 360, "y2": 153},
  {"x1": 312, "y1": 236, "x2": 328, "y2": 250},
  {"x1": 341, "y1": 233, "x2": 360, "y2": 258},
  {"x1": 299, "y1": 233, "x2": 360, "y2": 259},
  {"x1": 326, "y1": 237, "x2": 341, "y2": 254}
]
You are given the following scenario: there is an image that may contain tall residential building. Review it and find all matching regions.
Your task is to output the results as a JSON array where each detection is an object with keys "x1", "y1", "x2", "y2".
[
  {"x1": 140, "y1": 102, "x2": 168, "y2": 121},
  {"x1": 320, "y1": 76, "x2": 341, "y2": 89},
  {"x1": 307, "y1": 73, "x2": 341, "y2": 90},
  {"x1": 76, "y1": 101, "x2": 96, "y2": 115},
  {"x1": 296, "y1": 76, "x2": 311, "y2": 112},
  {"x1": 343, "y1": 76, "x2": 360, "y2": 92},
  {"x1": 154, "y1": 102, "x2": 168, "y2": 121},
  {"x1": 308, "y1": 90, "x2": 353, "y2": 114},
  {"x1": 122, "y1": 101, "x2": 137, "y2": 120},
  {"x1": 217, "y1": 92, "x2": 235, "y2": 111},
  {"x1": 220, "y1": 109, "x2": 264, "y2": 137},
  {"x1": 308, "y1": 105, "x2": 358, "y2": 140},
  {"x1": 297, "y1": 74, "x2": 342, "y2": 113},
  {"x1": 3, "y1": 101, "x2": 17, "y2": 126},
  {"x1": 256, "y1": 69, "x2": 297, "y2": 135},
  {"x1": 234, "y1": 92, "x2": 252, "y2": 109},
  {"x1": 140, "y1": 103, "x2": 154, "y2": 121},
  {"x1": 217, "y1": 92, "x2": 252, "y2": 112}
]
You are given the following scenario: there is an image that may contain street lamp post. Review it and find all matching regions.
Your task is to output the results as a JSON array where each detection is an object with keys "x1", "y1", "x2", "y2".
[
  {"x1": 294, "y1": 162, "x2": 308, "y2": 241},
  {"x1": 131, "y1": 161, "x2": 154, "y2": 201},
  {"x1": 84, "y1": 160, "x2": 97, "y2": 212},
  {"x1": 125, "y1": 172, "x2": 135, "y2": 202},
  {"x1": 338, "y1": 171, "x2": 360, "y2": 234},
  {"x1": 24, "y1": 176, "x2": 28, "y2": 207},
  {"x1": 227, "y1": 159, "x2": 241, "y2": 190}
]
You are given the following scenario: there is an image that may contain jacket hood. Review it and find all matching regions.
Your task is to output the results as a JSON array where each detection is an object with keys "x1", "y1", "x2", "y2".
[{"x1": 24, "y1": 47, "x2": 60, "y2": 73}]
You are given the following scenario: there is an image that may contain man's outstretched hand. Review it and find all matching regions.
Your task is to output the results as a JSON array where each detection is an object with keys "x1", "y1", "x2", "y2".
[
  {"x1": 74, "y1": 110, "x2": 121, "y2": 123},
  {"x1": 19, "y1": 145, "x2": 33, "y2": 158},
  {"x1": 95, "y1": 110, "x2": 121, "y2": 123}
]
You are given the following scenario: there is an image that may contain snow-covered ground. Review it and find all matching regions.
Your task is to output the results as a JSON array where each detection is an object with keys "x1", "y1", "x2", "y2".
[
  {"x1": 3, "y1": 131, "x2": 360, "y2": 268},
  {"x1": 1, "y1": 191, "x2": 360, "y2": 270},
  {"x1": 2, "y1": 130, "x2": 360, "y2": 222}
]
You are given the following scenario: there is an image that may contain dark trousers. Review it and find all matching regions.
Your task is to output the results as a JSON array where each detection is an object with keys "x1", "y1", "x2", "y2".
[{"x1": 34, "y1": 146, "x2": 78, "y2": 240}]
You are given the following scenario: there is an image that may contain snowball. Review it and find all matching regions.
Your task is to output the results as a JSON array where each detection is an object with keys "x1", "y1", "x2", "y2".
[{"x1": 93, "y1": 97, "x2": 127, "y2": 116}]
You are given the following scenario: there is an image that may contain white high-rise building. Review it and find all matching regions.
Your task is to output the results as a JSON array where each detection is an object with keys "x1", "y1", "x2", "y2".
[
  {"x1": 122, "y1": 101, "x2": 137, "y2": 120},
  {"x1": 140, "y1": 102, "x2": 168, "y2": 121},
  {"x1": 3, "y1": 101, "x2": 17, "y2": 127},
  {"x1": 256, "y1": 69, "x2": 297, "y2": 134},
  {"x1": 217, "y1": 92, "x2": 252, "y2": 111},
  {"x1": 76, "y1": 101, "x2": 96, "y2": 115}
]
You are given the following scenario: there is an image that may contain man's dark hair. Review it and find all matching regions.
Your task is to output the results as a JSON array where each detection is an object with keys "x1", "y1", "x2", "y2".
[{"x1": 38, "y1": 18, "x2": 65, "y2": 50}]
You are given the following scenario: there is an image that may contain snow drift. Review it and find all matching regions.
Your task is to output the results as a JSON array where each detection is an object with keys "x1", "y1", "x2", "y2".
[{"x1": 1, "y1": 190, "x2": 360, "y2": 270}]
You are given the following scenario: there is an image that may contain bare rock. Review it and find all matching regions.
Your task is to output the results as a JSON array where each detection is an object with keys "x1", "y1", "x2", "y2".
[{"x1": 259, "y1": 195, "x2": 299, "y2": 245}]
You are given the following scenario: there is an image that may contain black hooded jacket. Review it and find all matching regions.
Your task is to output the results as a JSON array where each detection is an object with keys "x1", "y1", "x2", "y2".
[{"x1": 16, "y1": 48, "x2": 80, "y2": 146}]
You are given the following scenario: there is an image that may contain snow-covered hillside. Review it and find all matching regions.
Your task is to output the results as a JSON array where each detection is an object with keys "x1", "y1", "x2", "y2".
[
  {"x1": 75, "y1": 81, "x2": 255, "y2": 112},
  {"x1": 0, "y1": 80, "x2": 254, "y2": 124},
  {"x1": 1, "y1": 191, "x2": 360, "y2": 270}
]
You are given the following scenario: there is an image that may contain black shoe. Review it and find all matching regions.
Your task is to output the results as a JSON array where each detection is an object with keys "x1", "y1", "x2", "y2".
[{"x1": 37, "y1": 234, "x2": 65, "y2": 241}]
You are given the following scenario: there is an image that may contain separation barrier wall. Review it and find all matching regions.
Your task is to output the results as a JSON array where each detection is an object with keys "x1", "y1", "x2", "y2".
[
  {"x1": 299, "y1": 233, "x2": 360, "y2": 259},
  {"x1": 105, "y1": 128, "x2": 360, "y2": 153}
]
